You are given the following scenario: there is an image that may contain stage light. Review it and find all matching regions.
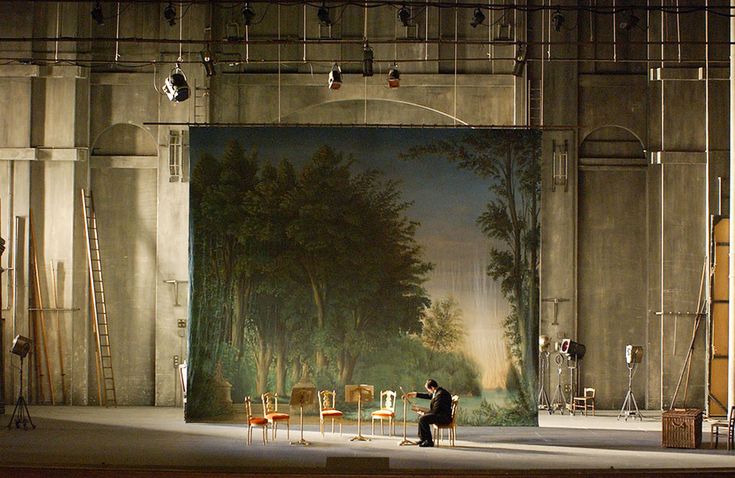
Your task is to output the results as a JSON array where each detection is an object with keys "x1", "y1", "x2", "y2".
[
  {"x1": 200, "y1": 50, "x2": 215, "y2": 77},
  {"x1": 625, "y1": 345, "x2": 643, "y2": 364},
  {"x1": 317, "y1": 3, "x2": 331, "y2": 26},
  {"x1": 91, "y1": 1, "x2": 104, "y2": 25},
  {"x1": 164, "y1": 2, "x2": 177, "y2": 26},
  {"x1": 619, "y1": 10, "x2": 639, "y2": 31},
  {"x1": 559, "y1": 338, "x2": 585, "y2": 360},
  {"x1": 397, "y1": 5, "x2": 411, "y2": 27},
  {"x1": 470, "y1": 7, "x2": 486, "y2": 28},
  {"x1": 10, "y1": 335, "x2": 32, "y2": 358},
  {"x1": 387, "y1": 63, "x2": 400, "y2": 88},
  {"x1": 328, "y1": 63, "x2": 342, "y2": 90},
  {"x1": 539, "y1": 335, "x2": 551, "y2": 352},
  {"x1": 362, "y1": 43, "x2": 373, "y2": 77},
  {"x1": 242, "y1": 2, "x2": 255, "y2": 26},
  {"x1": 552, "y1": 9, "x2": 564, "y2": 32},
  {"x1": 163, "y1": 64, "x2": 190, "y2": 102},
  {"x1": 512, "y1": 43, "x2": 527, "y2": 77}
]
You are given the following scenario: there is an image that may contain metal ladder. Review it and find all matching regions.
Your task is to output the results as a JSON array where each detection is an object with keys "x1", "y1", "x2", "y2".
[{"x1": 81, "y1": 189, "x2": 117, "y2": 407}]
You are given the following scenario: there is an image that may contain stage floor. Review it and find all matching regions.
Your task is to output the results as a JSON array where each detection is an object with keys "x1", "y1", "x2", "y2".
[{"x1": 1, "y1": 406, "x2": 734, "y2": 477}]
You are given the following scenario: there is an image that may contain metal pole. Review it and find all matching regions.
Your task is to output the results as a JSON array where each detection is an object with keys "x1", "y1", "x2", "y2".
[{"x1": 727, "y1": 4, "x2": 735, "y2": 414}]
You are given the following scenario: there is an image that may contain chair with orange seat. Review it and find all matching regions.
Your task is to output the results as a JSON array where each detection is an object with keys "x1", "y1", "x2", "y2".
[
  {"x1": 244, "y1": 396, "x2": 269, "y2": 445},
  {"x1": 318, "y1": 389, "x2": 344, "y2": 436},
  {"x1": 371, "y1": 390, "x2": 397, "y2": 436},
  {"x1": 261, "y1": 392, "x2": 290, "y2": 440}
]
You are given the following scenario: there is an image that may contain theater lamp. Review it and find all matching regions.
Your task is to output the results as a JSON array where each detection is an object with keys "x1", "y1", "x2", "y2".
[
  {"x1": 163, "y1": 64, "x2": 190, "y2": 102},
  {"x1": 387, "y1": 63, "x2": 400, "y2": 88},
  {"x1": 625, "y1": 345, "x2": 643, "y2": 365},
  {"x1": 539, "y1": 335, "x2": 551, "y2": 352},
  {"x1": 559, "y1": 338, "x2": 585, "y2": 360},
  {"x1": 11, "y1": 335, "x2": 32, "y2": 358}
]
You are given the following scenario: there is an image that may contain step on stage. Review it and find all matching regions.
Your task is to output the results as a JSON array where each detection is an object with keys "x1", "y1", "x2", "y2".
[{"x1": 0, "y1": 407, "x2": 733, "y2": 478}]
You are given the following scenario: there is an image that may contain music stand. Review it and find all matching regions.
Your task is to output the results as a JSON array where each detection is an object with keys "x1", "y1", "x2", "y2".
[
  {"x1": 345, "y1": 384, "x2": 373, "y2": 442},
  {"x1": 397, "y1": 386, "x2": 417, "y2": 446},
  {"x1": 289, "y1": 386, "x2": 316, "y2": 446},
  {"x1": 7, "y1": 335, "x2": 35, "y2": 430}
]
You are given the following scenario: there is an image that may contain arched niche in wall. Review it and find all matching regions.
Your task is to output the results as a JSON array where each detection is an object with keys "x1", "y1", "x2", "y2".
[
  {"x1": 91, "y1": 123, "x2": 158, "y2": 158},
  {"x1": 278, "y1": 98, "x2": 468, "y2": 125},
  {"x1": 576, "y1": 124, "x2": 649, "y2": 409},
  {"x1": 579, "y1": 125, "x2": 646, "y2": 165}
]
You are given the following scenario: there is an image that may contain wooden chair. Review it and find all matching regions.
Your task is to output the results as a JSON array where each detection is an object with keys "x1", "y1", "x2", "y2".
[
  {"x1": 572, "y1": 388, "x2": 596, "y2": 416},
  {"x1": 261, "y1": 392, "x2": 290, "y2": 440},
  {"x1": 432, "y1": 395, "x2": 459, "y2": 447},
  {"x1": 318, "y1": 389, "x2": 343, "y2": 436},
  {"x1": 371, "y1": 390, "x2": 397, "y2": 436},
  {"x1": 245, "y1": 396, "x2": 268, "y2": 445},
  {"x1": 711, "y1": 406, "x2": 735, "y2": 450}
]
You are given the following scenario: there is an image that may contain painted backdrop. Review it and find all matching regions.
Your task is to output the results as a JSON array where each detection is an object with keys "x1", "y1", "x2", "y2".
[{"x1": 187, "y1": 127, "x2": 540, "y2": 426}]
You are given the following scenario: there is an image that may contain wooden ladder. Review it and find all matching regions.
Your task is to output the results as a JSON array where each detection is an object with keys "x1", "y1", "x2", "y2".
[{"x1": 81, "y1": 189, "x2": 117, "y2": 407}]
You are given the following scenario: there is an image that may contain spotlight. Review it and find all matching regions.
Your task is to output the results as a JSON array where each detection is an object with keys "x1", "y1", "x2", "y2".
[
  {"x1": 91, "y1": 1, "x2": 104, "y2": 25},
  {"x1": 162, "y1": 64, "x2": 190, "y2": 102},
  {"x1": 362, "y1": 43, "x2": 373, "y2": 77},
  {"x1": 317, "y1": 3, "x2": 331, "y2": 26},
  {"x1": 539, "y1": 335, "x2": 551, "y2": 352},
  {"x1": 242, "y1": 2, "x2": 256, "y2": 26},
  {"x1": 470, "y1": 7, "x2": 486, "y2": 28},
  {"x1": 559, "y1": 338, "x2": 585, "y2": 360},
  {"x1": 619, "y1": 10, "x2": 639, "y2": 31},
  {"x1": 397, "y1": 5, "x2": 411, "y2": 27},
  {"x1": 200, "y1": 50, "x2": 215, "y2": 77},
  {"x1": 387, "y1": 63, "x2": 400, "y2": 88},
  {"x1": 164, "y1": 2, "x2": 177, "y2": 26},
  {"x1": 328, "y1": 63, "x2": 342, "y2": 90},
  {"x1": 625, "y1": 345, "x2": 644, "y2": 365},
  {"x1": 10, "y1": 335, "x2": 32, "y2": 358},
  {"x1": 512, "y1": 43, "x2": 527, "y2": 77},
  {"x1": 552, "y1": 9, "x2": 564, "y2": 32}
]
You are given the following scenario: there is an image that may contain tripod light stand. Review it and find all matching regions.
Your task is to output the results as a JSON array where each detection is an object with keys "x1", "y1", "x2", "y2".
[
  {"x1": 537, "y1": 335, "x2": 551, "y2": 413},
  {"x1": 549, "y1": 353, "x2": 567, "y2": 414},
  {"x1": 618, "y1": 345, "x2": 644, "y2": 421},
  {"x1": 7, "y1": 335, "x2": 35, "y2": 430}
]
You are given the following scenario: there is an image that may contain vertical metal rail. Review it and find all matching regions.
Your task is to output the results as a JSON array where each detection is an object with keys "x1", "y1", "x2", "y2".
[
  {"x1": 728, "y1": 4, "x2": 735, "y2": 415},
  {"x1": 81, "y1": 189, "x2": 117, "y2": 407}
]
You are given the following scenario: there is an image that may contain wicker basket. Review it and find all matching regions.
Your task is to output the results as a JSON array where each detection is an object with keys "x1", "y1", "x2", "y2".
[{"x1": 662, "y1": 409, "x2": 702, "y2": 449}]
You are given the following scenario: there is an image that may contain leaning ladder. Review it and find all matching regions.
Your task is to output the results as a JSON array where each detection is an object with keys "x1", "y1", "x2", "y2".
[{"x1": 81, "y1": 189, "x2": 117, "y2": 407}]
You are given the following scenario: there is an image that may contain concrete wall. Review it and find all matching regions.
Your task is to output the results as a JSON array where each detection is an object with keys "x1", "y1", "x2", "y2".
[{"x1": 0, "y1": 1, "x2": 729, "y2": 412}]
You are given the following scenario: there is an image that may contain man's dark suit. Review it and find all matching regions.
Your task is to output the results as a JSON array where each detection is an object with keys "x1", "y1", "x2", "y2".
[{"x1": 415, "y1": 387, "x2": 452, "y2": 444}]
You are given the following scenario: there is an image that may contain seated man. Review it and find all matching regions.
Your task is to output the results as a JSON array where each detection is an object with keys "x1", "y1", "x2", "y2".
[{"x1": 405, "y1": 378, "x2": 452, "y2": 447}]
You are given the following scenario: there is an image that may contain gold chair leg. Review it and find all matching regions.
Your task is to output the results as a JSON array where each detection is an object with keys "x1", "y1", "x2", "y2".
[
  {"x1": 371, "y1": 418, "x2": 375, "y2": 435},
  {"x1": 262, "y1": 426, "x2": 267, "y2": 445},
  {"x1": 248, "y1": 427, "x2": 252, "y2": 446},
  {"x1": 287, "y1": 420, "x2": 290, "y2": 439}
]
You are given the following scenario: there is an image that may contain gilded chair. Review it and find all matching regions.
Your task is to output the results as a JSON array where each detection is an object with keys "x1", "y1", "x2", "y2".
[
  {"x1": 245, "y1": 396, "x2": 269, "y2": 445},
  {"x1": 432, "y1": 395, "x2": 460, "y2": 447},
  {"x1": 371, "y1": 390, "x2": 397, "y2": 436},
  {"x1": 318, "y1": 389, "x2": 343, "y2": 436},
  {"x1": 572, "y1": 388, "x2": 596, "y2": 416},
  {"x1": 261, "y1": 392, "x2": 290, "y2": 440},
  {"x1": 711, "y1": 406, "x2": 735, "y2": 450}
]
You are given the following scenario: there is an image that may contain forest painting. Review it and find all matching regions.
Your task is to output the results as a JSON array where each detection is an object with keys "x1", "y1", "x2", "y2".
[{"x1": 187, "y1": 127, "x2": 540, "y2": 426}]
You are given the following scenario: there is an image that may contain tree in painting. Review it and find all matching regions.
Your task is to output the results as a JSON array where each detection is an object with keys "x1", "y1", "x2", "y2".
[
  {"x1": 187, "y1": 141, "x2": 434, "y2": 419},
  {"x1": 403, "y1": 129, "x2": 541, "y2": 424}
]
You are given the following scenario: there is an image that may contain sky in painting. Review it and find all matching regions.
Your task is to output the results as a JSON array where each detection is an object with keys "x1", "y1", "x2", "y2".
[{"x1": 190, "y1": 127, "x2": 511, "y2": 388}]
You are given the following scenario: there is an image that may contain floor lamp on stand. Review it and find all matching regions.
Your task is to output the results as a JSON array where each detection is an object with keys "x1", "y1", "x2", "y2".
[
  {"x1": 346, "y1": 384, "x2": 373, "y2": 442},
  {"x1": 397, "y1": 387, "x2": 417, "y2": 446},
  {"x1": 618, "y1": 345, "x2": 644, "y2": 421},
  {"x1": 538, "y1": 335, "x2": 551, "y2": 413},
  {"x1": 7, "y1": 335, "x2": 35, "y2": 430},
  {"x1": 549, "y1": 353, "x2": 567, "y2": 414},
  {"x1": 289, "y1": 386, "x2": 316, "y2": 446}
]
